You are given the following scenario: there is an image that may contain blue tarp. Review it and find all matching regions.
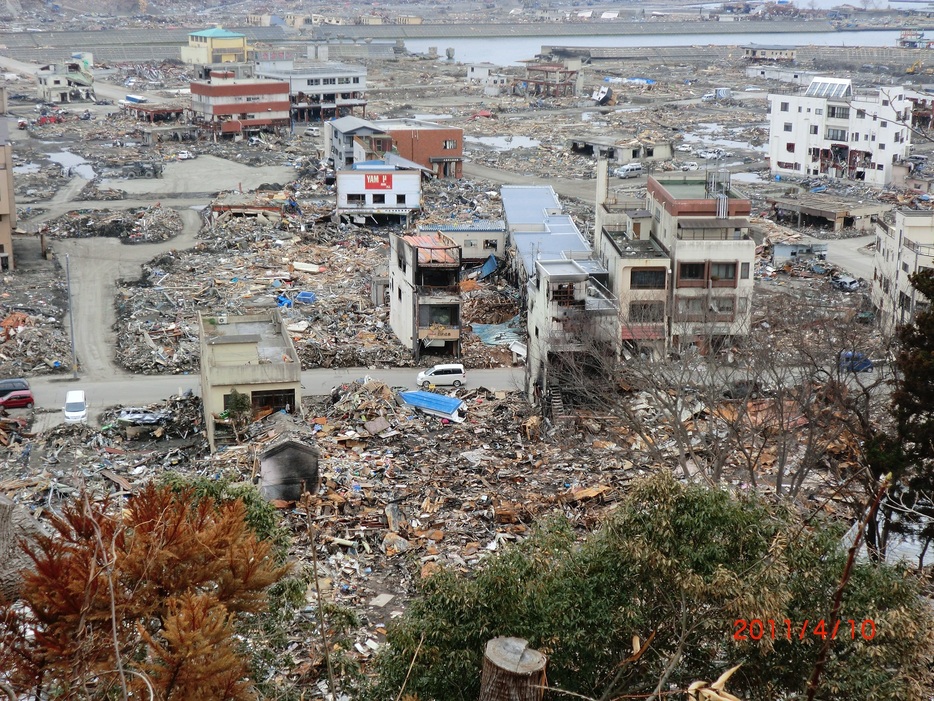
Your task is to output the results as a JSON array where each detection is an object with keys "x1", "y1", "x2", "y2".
[
  {"x1": 479, "y1": 254, "x2": 498, "y2": 279},
  {"x1": 399, "y1": 391, "x2": 467, "y2": 422},
  {"x1": 471, "y1": 315, "x2": 523, "y2": 346}
]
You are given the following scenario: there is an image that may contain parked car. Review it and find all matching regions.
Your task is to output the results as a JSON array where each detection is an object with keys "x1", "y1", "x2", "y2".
[
  {"x1": 701, "y1": 92, "x2": 716, "y2": 102},
  {"x1": 681, "y1": 161, "x2": 699, "y2": 171},
  {"x1": 63, "y1": 389, "x2": 89, "y2": 424},
  {"x1": 177, "y1": 150, "x2": 195, "y2": 160},
  {"x1": 614, "y1": 163, "x2": 645, "y2": 179},
  {"x1": 416, "y1": 363, "x2": 467, "y2": 388},
  {"x1": 0, "y1": 378, "x2": 30, "y2": 399},
  {"x1": 675, "y1": 144, "x2": 693, "y2": 152},
  {"x1": 0, "y1": 389, "x2": 35, "y2": 409},
  {"x1": 303, "y1": 126, "x2": 321, "y2": 138},
  {"x1": 839, "y1": 351, "x2": 874, "y2": 373}
]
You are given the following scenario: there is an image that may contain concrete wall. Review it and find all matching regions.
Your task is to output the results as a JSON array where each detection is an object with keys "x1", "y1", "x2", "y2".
[
  {"x1": 0, "y1": 142, "x2": 14, "y2": 272},
  {"x1": 872, "y1": 211, "x2": 934, "y2": 334},
  {"x1": 389, "y1": 235, "x2": 417, "y2": 354},
  {"x1": 336, "y1": 169, "x2": 421, "y2": 210}
]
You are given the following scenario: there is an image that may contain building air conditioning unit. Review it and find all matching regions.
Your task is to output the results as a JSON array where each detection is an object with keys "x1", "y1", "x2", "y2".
[{"x1": 216, "y1": 314, "x2": 228, "y2": 325}]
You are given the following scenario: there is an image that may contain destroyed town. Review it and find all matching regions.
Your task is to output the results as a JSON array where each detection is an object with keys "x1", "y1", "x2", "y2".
[{"x1": 5, "y1": 0, "x2": 934, "y2": 698}]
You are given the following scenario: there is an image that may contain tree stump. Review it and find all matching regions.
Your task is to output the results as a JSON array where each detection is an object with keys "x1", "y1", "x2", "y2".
[{"x1": 479, "y1": 637, "x2": 547, "y2": 701}]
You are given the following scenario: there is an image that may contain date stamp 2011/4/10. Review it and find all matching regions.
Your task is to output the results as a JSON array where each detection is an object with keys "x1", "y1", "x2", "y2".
[{"x1": 733, "y1": 619, "x2": 876, "y2": 641}]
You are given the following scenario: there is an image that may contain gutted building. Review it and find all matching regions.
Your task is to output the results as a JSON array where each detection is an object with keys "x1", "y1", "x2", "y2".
[
  {"x1": 254, "y1": 60, "x2": 367, "y2": 124},
  {"x1": 389, "y1": 233, "x2": 462, "y2": 360},
  {"x1": 198, "y1": 309, "x2": 302, "y2": 452},
  {"x1": 189, "y1": 71, "x2": 290, "y2": 135}
]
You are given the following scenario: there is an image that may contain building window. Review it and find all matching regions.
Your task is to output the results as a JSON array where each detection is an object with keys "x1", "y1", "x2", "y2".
[
  {"x1": 827, "y1": 105, "x2": 849, "y2": 119},
  {"x1": 347, "y1": 194, "x2": 365, "y2": 203},
  {"x1": 783, "y1": 122, "x2": 793, "y2": 132},
  {"x1": 780, "y1": 101, "x2": 789, "y2": 112},
  {"x1": 815, "y1": 108, "x2": 823, "y2": 116},
  {"x1": 484, "y1": 239, "x2": 498, "y2": 249},
  {"x1": 629, "y1": 301, "x2": 665, "y2": 323},
  {"x1": 323, "y1": 77, "x2": 336, "y2": 85},
  {"x1": 786, "y1": 143, "x2": 795, "y2": 153},
  {"x1": 710, "y1": 262, "x2": 736, "y2": 281},
  {"x1": 857, "y1": 109, "x2": 866, "y2": 118},
  {"x1": 879, "y1": 143, "x2": 886, "y2": 150},
  {"x1": 443, "y1": 139, "x2": 458, "y2": 149},
  {"x1": 245, "y1": 96, "x2": 260, "y2": 102},
  {"x1": 741, "y1": 262, "x2": 750, "y2": 279},
  {"x1": 711, "y1": 297, "x2": 734, "y2": 313},
  {"x1": 881, "y1": 120, "x2": 888, "y2": 128},
  {"x1": 882, "y1": 99, "x2": 889, "y2": 106},
  {"x1": 630, "y1": 269, "x2": 666, "y2": 289},
  {"x1": 338, "y1": 77, "x2": 351, "y2": 84},
  {"x1": 810, "y1": 125, "x2": 818, "y2": 135},
  {"x1": 680, "y1": 262, "x2": 705, "y2": 280},
  {"x1": 353, "y1": 77, "x2": 360, "y2": 83},
  {"x1": 826, "y1": 128, "x2": 847, "y2": 141},
  {"x1": 396, "y1": 194, "x2": 406, "y2": 205},
  {"x1": 373, "y1": 194, "x2": 386, "y2": 204},
  {"x1": 307, "y1": 78, "x2": 320, "y2": 86},
  {"x1": 464, "y1": 239, "x2": 477, "y2": 247}
]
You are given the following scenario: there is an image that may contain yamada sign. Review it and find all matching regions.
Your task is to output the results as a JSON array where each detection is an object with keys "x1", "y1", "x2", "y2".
[{"x1": 364, "y1": 173, "x2": 393, "y2": 190}]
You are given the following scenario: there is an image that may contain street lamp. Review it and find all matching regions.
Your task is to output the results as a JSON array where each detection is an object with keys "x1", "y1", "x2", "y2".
[{"x1": 65, "y1": 253, "x2": 78, "y2": 379}]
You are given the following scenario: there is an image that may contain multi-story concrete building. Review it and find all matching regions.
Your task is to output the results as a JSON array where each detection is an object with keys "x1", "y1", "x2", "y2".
[
  {"x1": 767, "y1": 76, "x2": 912, "y2": 187},
  {"x1": 0, "y1": 138, "x2": 16, "y2": 272},
  {"x1": 198, "y1": 309, "x2": 302, "y2": 452},
  {"x1": 255, "y1": 60, "x2": 367, "y2": 124},
  {"x1": 872, "y1": 210, "x2": 934, "y2": 334},
  {"x1": 389, "y1": 233, "x2": 462, "y2": 360},
  {"x1": 181, "y1": 28, "x2": 250, "y2": 65},
  {"x1": 416, "y1": 222, "x2": 506, "y2": 264},
  {"x1": 525, "y1": 259, "x2": 618, "y2": 404},
  {"x1": 647, "y1": 173, "x2": 756, "y2": 349},
  {"x1": 373, "y1": 118, "x2": 463, "y2": 178},
  {"x1": 335, "y1": 162, "x2": 422, "y2": 225},
  {"x1": 36, "y1": 61, "x2": 95, "y2": 103},
  {"x1": 326, "y1": 116, "x2": 384, "y2": 166},
  {"x1": 189, "y1": 71, "x2": 290, "y2": 135}
]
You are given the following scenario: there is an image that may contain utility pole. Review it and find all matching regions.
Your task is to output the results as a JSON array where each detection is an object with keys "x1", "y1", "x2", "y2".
[{"x1": 65, "y1": 254, "x2": 78, "y2": 379}]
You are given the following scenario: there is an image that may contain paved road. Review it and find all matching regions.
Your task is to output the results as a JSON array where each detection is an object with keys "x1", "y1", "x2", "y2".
[
  {"x1": 21, "y1": 366, "x2": 525, "y2": 432},
  {"x1": 824, "y1": 234, "x2": 876, "y2": 281}
]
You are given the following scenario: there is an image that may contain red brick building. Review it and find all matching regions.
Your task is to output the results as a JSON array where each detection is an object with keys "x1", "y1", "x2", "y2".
[
  {"x1": 189, "y1": 71, "x2": 290, "y2": 135},
  {"x1": 374, "y1": 118, "x2": 463, "y2": 178}
]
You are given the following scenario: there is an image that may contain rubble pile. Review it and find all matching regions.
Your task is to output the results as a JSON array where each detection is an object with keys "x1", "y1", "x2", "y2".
[
  {"x1": 0, "y1": 265, "x2": 71, "y2": 378},
  {"x1": 46, "y1": 205, "x2": 182, "y2": 244}
]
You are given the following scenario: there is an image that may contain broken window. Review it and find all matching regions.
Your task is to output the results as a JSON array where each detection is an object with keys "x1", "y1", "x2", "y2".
[
  {"x1": 373, "y1": 194, "x2": 386, "y2": 204},
  {"x1": 443, "y1": 139, "x2": 458, "y2": 149},
  {"x1": 464, "y1": 239, "x2": 477, "y2": 248},
  {"x1": 857, "y1": 109, "x2": 866, "y2": 119},
  {"x1": 396, "y1": 194, "x2": 406, "y2": 205},
  {"x1": 710, "y1": 297, "x2": 735, "y2": 314},
  {"x1": 483, "y1": 239, "x2": 498, "y2": 250},
  {"x1": 786, "y1": 142, "x2": 795, "y2": 153},
  {"x1": 630, "y1": 269, "x2": 666, "y2": 289},
  {"x1": 347, "y1": 194, "x2": 365, "y2": 203}
]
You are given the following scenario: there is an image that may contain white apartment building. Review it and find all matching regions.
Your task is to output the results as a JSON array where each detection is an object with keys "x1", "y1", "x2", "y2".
[
  {"x1": 767, "y1": 77, "x2": 912, "y2": 187},
  {"x1": 872, "y1": 210, "x2": 934, "y2": 334},
  {"x1": 254, "y1": 60, "x2": 366, "y2": 124}
]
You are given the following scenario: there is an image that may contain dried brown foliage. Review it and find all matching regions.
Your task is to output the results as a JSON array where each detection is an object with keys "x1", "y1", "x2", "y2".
[{"x1": 0, "y1": 483, "x2": 288, "y2": 700}]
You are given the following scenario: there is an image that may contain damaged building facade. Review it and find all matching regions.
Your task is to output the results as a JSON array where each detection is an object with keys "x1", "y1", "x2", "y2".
[
  {"x1": 335, "y1": 161, "x2": 422, "y2": 225},
  {"x1": 36, "y1": 61, "x2": 95, "y2": 104},
  {"x1": 389, "y1": 233, "x2": 462, "y2": 360},
  {"x1": 767, "y1": 76, "x2": 911, "y2": 186},
  {"x1": 189, "y1": 71, "x2": 291, "y2": 136},
  {"x1": 871, "y1": 209, "x2": 934, "y2": 334},
  {"x1": 593, "y1": 164, "x2": 755, "y2": 354},
  {"x1": 0, "y1": 137, "x2": 15, "y2": 272},
  {"x1": 254, "y1": 60, "x2": 367, "y2": 124},
  {"x1": 198, "y1": 309, "x2": 302, "y2": 452}
]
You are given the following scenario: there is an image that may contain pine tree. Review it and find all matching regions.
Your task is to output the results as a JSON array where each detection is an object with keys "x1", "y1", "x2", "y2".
[{"x1": 0, "y1": 483, "x2": 288, "y2": 700}]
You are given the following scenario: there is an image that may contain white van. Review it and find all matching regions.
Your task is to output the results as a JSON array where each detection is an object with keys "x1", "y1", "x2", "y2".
[
  {"x1": 615, "y1": 163, "x2": 644, "y2": 179},
  {"x1": 63, "y1": 390, "x2": 88, "y2": 424},
  {"x1": 416, "y1": 363, "x2": 467, "y2": 388},
  {"x1": 304, "y1": 126, "x2": 321, "y2": 138}
]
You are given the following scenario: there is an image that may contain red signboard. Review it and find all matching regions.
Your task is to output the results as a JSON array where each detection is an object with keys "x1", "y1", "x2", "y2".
[{"x1": 364, "y1": 173, "x2": 393, "y2": 190}]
